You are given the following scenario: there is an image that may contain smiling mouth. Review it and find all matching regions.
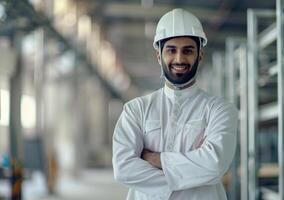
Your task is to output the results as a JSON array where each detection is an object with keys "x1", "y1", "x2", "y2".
[{"x1": 170, "y1": 65, "x2": 191, "y2": 74}]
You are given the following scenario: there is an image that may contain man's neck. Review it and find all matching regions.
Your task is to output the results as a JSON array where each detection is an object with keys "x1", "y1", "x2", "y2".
[{"x1": 165, "y1": 80, "x2": 196, "y2": 90}]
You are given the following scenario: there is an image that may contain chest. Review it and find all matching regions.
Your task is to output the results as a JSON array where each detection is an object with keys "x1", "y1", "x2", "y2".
[{"x1": 142, "y1": 97, "x2": 209, "y2": 152}]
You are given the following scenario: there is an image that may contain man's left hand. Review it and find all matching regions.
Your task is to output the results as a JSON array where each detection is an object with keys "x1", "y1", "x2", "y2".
[{"x1": 141, "y1": 149, "x2": 162, "y2": 169}]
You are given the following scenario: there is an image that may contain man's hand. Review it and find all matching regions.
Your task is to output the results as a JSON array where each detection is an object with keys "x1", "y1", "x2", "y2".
[{"x1": 141, "y1": 149, "x2": 162, "y2": 169}]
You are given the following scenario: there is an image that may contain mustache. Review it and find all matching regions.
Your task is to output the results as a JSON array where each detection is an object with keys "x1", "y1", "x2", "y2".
[{"x1": 170, "y1": 63, "x2": 191, "y2": 68}]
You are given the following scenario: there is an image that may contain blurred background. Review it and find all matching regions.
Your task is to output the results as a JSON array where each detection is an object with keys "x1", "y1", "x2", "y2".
[{"x1": 0, "y1": 0, "x2": 283, "y2": 200}]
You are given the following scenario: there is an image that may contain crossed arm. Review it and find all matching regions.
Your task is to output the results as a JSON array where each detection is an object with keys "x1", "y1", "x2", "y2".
[
  {"x1": 113, "y1": 100, "x2": 238, "y2": 195},
  {"x1": 141, "y1": 149, "x2": 162, "y2": 169},
  {"x1": 141, "y1": 134, "x2": 207, "y2": 169}
]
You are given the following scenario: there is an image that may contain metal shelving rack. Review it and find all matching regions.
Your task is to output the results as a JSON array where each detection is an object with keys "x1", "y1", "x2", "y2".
[
  {"x1": 276, "y1": 0, "x2": 284, "y2": 198},
  {"x1": 246, "y1": 0, "x2": 284, "y2": 198},
  {"x1": 225, "y1": 38, "x2": 248, "y2": 200},
  {"x1": 212, "y1": 38, "x2": 248, "y2": 200},
  {"x1": 238, "y1": 43, "x2": 249, "y2": 200}
]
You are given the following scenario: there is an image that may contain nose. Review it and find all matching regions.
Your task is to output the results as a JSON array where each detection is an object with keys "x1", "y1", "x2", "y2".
[{"x1": 175, "y1": 50, "x2": 185, "y2": 63}]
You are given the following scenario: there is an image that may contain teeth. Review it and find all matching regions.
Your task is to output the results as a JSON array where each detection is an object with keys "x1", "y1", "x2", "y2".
[{"x1": 173, "y1": 66, "x2": 186, "y2": 70}]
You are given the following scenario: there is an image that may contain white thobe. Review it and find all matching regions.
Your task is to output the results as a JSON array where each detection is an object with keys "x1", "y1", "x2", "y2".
[{"x1": 112, "y1": 84, "x2": 238, "y2": 200}]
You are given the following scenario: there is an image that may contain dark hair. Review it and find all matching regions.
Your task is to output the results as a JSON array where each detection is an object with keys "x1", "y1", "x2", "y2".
[{"x1": 159, "y1": 36, "x2": 200, "y2": 51}]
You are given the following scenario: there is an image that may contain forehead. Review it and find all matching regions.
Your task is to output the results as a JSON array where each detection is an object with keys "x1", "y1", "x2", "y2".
[{"x1": 164, "y1": 37, "x2": 197, "y2": 48}]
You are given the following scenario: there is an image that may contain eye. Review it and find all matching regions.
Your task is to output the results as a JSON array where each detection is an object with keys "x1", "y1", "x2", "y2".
[
  {"x1": 166, "y1": 48, "x2": 176, "y2": 54},
  {"x1": 183, "y1": 49, "x2": 193, "y2": 55}
]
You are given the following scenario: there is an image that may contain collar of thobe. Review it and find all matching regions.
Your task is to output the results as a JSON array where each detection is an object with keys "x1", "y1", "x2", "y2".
[{"x1": 164, "y1": 83, "x2": 199, "y2": 102}]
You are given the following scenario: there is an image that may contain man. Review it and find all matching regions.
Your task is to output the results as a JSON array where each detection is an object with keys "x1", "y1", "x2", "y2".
[{"x1": 112, "y1": 8, "x2": 238, "y2": 200}]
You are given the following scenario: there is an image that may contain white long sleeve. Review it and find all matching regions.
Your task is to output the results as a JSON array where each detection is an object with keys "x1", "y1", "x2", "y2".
[{"x1": 112, "y1": 99, "x2": 172, "y2": 199}]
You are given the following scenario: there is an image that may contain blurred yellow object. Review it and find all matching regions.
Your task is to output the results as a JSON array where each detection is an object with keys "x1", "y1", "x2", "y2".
[{"x1": 47, "y1": 151, "x2": 58, "y2": 194}]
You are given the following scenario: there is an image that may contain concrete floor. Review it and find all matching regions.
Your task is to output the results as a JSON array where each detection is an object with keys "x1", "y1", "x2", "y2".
[
  {"x1": 30, "y1": 169, "x2": 128, "y2": 200},
  {"x1": 0, "y1": 168, "x2": 128, "y2": 200}
]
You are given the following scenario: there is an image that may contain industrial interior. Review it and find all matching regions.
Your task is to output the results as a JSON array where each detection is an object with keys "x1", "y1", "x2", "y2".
[{"x1": 0, "y1": 0, "x2": 283, "y2": 199}]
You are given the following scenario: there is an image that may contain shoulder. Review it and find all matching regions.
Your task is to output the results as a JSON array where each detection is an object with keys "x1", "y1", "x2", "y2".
[
  {"x1": 198, "y1": 88, "x2": 238, "y2": 115},
  {"x1": 123, "y1": 88, "x2": 162, "y2": 112},
  {"x1": 124, "y1": 88, "x2": 162, "y2": 108}
]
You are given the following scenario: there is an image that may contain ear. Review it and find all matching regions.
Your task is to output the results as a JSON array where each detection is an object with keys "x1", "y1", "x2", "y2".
[
  {"x1": 198, "y1": 49, "x2": 204, "y2": 63},
  {"x1": 156, "y1": 50, "x2": 162, "y2": 65}
]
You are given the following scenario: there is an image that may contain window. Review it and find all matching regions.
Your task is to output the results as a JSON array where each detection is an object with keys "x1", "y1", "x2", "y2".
[{"x1": 0, "y1": 89, "x2": 9, "y2": 126}]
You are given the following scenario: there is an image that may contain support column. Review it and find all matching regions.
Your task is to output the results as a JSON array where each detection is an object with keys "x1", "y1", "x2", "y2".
[
  {"x1": 247, "y1": 9, "x2": 259, "y2": 200},
  {"x1": 277, "y1": 0, "x2": 284, "y2": 198},
  {"x1": 9, "y1": 34, "x2": 23, "y2": 200}
]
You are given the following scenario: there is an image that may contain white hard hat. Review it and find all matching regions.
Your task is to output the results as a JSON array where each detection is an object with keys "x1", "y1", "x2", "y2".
[{"x1": 153, "y1": 8, "x2": 207, "y2": 49}]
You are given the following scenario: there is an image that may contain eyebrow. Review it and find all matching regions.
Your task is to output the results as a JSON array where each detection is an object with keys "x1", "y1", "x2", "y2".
[{"x1": 165, "y1": 45, "x2": 195, "y2": 49}]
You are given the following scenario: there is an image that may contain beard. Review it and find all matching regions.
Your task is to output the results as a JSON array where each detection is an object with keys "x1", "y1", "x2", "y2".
[{"x1": 161, "y1": 58, "x2": 199, "y2": 86}]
